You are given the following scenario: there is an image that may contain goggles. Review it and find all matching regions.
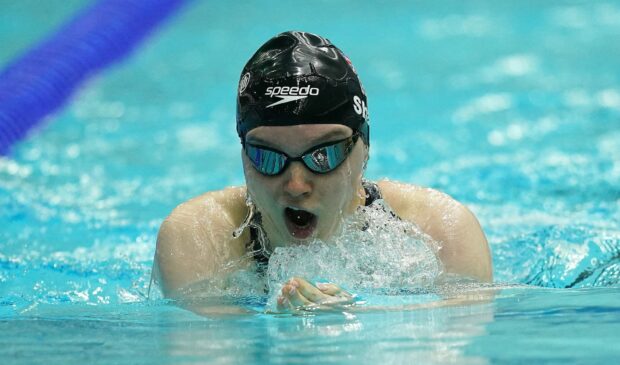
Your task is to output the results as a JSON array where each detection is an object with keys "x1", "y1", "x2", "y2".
[{"x1": 244, "y1": 133, "x2": 359, "y2": 176}]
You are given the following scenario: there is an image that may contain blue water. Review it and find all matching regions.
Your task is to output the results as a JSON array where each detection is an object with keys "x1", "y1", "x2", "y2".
[{"x1": 1, "y1": 0, "x2": 620, "y2": 364}]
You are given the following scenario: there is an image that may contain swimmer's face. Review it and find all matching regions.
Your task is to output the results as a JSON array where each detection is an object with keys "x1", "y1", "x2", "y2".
[{"x1": 242, "y1": 124, "x2": 367, "y2": 246}]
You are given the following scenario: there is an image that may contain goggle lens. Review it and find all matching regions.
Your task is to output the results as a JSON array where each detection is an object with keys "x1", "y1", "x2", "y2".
[
  {"x1": 302, "y1": 142, "x2": 348, "y2": 173},
  {"x1": 244, "y1": 135, "x2": 357, "y2": 176},
  {"x1": 245, "y1": 145, "x2": 287, "y2": 175}
]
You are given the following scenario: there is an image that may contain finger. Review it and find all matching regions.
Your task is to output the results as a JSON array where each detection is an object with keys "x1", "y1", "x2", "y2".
[
  {"x1": 316, "y1": 283, "x2": 355, "y2": 305},
  {"x1": 282, "y1": 283, "x2": 313, "y2": 308},
  {"x1": 291, "y1": 278, "x2": 331, "y2": 303},
  {"x1": 277, "y1": 295, "x2": 291, "y2": 312},
  {"x1": 317, "y1": 282, "x2": 355, "y2": 299},
  {"x1": 316, "y1": 282, "x2": 342, "y2": 296}
]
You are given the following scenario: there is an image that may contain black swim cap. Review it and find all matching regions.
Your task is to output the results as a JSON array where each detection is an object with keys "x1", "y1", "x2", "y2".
[{"x1": 236, "y1": 31, "x2": 369, "y2": 145}]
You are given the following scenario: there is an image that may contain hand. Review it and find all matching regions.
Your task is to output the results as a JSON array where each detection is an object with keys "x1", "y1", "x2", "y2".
[{"x1": 276, "y1": 277, "x2": 356, "y2": 312}]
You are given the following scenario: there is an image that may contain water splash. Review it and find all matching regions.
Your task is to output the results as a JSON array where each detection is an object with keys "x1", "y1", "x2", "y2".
[
  {"x1": 0, "y1": 241, "x2": 153, "y2": 315},
  {"x1": 494, "y1": 225, "x2": 620, "y2": 288},
  {"x1": 265, "y1": 200, "x2": 442, "y2": 310}
]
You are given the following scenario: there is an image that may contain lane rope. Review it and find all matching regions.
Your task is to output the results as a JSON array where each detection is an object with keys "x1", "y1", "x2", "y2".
[{"x1": 0, "y1": 0, "x2": 188, "y2": 154}]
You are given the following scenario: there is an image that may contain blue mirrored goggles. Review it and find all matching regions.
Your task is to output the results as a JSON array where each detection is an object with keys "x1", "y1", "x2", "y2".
[{"x1": 244, "y1": 133, "x2": 359, "y2": 176}]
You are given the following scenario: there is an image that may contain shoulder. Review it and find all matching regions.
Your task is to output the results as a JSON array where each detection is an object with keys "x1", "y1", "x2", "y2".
[
  {"x1": 377, "y1": 179, "x2": 493, "y2": 282},
  {"x1": 154, "y1": 186, "x2": 251, "y2": 296},
  {"x1": 166, "y1": 186, "x2": 248, "y2": 224},
  {"x1": 160, "y1": 186, "x2": 248, "y2": 243},
  {"x1": 377, "y1": 180, "x2": 447, "y2": 221},
  {"x1": 377, "y1": 180, "x2": 465, "y2": 232}
]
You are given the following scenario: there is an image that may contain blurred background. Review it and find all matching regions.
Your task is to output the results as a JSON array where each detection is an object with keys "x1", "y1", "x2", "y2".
[{"x1": 1, "y1": 0, "x2": 619, "y2": 308}]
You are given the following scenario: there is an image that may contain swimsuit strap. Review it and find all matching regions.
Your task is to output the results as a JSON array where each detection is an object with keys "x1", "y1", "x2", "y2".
[
  {"x1": 246, "y1": 211, "x2": 269, "y2": 268},
  {"x1": 250, "y1": 225, "x2": 269, "y2": 266},
  {"x1": 362, "y1": 179, "x2": 382, "y2": 206}
]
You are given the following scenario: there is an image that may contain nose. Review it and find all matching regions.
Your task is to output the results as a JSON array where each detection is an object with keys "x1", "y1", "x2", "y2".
[{"x1": 283, "y1": 162, "x2": 312, "y2": 198}]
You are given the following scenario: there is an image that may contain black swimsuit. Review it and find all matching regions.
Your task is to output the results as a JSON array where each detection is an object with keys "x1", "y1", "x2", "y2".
[{"x1": 249, "y1": 180, "x2": 383, "y2": 266}]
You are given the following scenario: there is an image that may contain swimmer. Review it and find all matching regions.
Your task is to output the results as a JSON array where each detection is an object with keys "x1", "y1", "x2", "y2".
[{"x1": 153, "y1": 31, "x2": 492, "y2": 313}]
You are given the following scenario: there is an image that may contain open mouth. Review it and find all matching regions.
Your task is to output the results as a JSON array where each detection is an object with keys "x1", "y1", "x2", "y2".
[{"x1": 284, "y1": 207, "x2": 318, "y2": 239}]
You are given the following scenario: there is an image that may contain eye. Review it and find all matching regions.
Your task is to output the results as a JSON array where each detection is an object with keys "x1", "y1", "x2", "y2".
[
  {"x1": 312, "y1": 148, "x2": 327, "y2": 161},
  {"x1": 310, "y1": 147, "x2": 330, "y2": 168}
]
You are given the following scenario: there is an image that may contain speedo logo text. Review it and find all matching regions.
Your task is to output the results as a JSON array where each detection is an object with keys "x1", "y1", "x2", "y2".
[{"x1": 265, "y1": 85, "x2": 320, "y2": 108}]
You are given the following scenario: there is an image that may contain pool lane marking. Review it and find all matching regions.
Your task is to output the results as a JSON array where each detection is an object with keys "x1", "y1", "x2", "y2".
[{"x1": 0, "y1": 0, "x2": 189, "y2": 155}]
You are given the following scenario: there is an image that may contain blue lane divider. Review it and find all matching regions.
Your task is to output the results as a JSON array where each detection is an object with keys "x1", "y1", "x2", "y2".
[{"x1": 0, "y1": 0, "x2": 188, "y2": 155}]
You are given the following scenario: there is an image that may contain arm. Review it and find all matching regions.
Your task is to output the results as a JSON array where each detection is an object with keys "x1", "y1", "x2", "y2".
[
  {"x1": 379, "y1": 180, "x2": 493, "y2": 282},
  {"x1": 274, "y1": 277, "x2": 496, "y2": 314},
  {"x1": 153, "y1": 187, "x2": 250, "y2": 299}
]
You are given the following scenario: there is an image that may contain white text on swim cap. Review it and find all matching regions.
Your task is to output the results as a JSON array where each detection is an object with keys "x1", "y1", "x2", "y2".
[
  {"x1": 353, "y1": 95, "x2": 368, "y2": 120},
  {"x1": 265, "y1": 86, "x2": 320, "y2": 108}
]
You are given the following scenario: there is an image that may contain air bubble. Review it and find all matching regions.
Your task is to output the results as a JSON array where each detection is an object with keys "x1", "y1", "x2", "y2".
[{"x1": 265, "y1": 200, "x2": 442, "y2": 310}]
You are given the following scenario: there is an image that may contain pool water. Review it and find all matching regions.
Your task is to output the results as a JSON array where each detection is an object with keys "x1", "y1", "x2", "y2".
[{"x1": 1, "y1": 0, "x2": 620, "y2": 364}]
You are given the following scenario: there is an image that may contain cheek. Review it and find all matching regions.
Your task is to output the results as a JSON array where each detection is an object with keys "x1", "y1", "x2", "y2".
[
  {"x1": 349, "y1": 144, "x2": 367, "y2": 178},
  {"x1": 319, "y1": 163, "x2": 356, "y2": 204},
  {"x1": 242, "y1": 155, "x2": 272, "y2": 202},
  {"x1": 242, "y1": 160, "x2": 290, "y2": 226},
  {"x1": 330, "y1": 145, "x2": 365, "y2": 191},
  {"x1": 323, "y1": 146, "x2": 366, "y2": 208},
  {"x1": 241, "y1": 152, "x2": 254, "y2": 180}
]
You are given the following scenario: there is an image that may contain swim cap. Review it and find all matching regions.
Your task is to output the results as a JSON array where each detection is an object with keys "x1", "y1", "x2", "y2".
[{"x1": 236, "y1": 31, "x2": 369, "y2": 145}]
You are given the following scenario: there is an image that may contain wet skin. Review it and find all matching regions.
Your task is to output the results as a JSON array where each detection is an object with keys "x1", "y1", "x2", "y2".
[
  {"x1": 154, "y1": 124, "x2": 492, "y2": 314},
  {"x1": 242, "y1": 124, "x2": 368, "y2": 248},
  {"x1": 277, "y1": 277, "x2": 355, "y2": 312},
  {"x1": 242, "y1": 124, "x2": 371, "y2": 311}
]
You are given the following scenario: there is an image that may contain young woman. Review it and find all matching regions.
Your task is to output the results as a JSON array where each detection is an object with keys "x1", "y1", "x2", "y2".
[{"x1": 153, "y1": 31, "x2": 492, "y2": 312}]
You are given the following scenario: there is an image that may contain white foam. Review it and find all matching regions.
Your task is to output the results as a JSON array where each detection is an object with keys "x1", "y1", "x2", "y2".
[{"x1": 265, "y1": 200, "x2": 442, "y2": 309}]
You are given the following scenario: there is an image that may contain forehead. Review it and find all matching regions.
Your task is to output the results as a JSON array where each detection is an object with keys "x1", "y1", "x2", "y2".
[{"x1": 245, "y1": 124, "x2": 352, "y2": 146}]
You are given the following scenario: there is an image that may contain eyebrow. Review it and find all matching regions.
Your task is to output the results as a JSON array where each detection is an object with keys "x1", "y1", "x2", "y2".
[{"x1": 246, "y1": 129, "x2": 350, "y2": 147}]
